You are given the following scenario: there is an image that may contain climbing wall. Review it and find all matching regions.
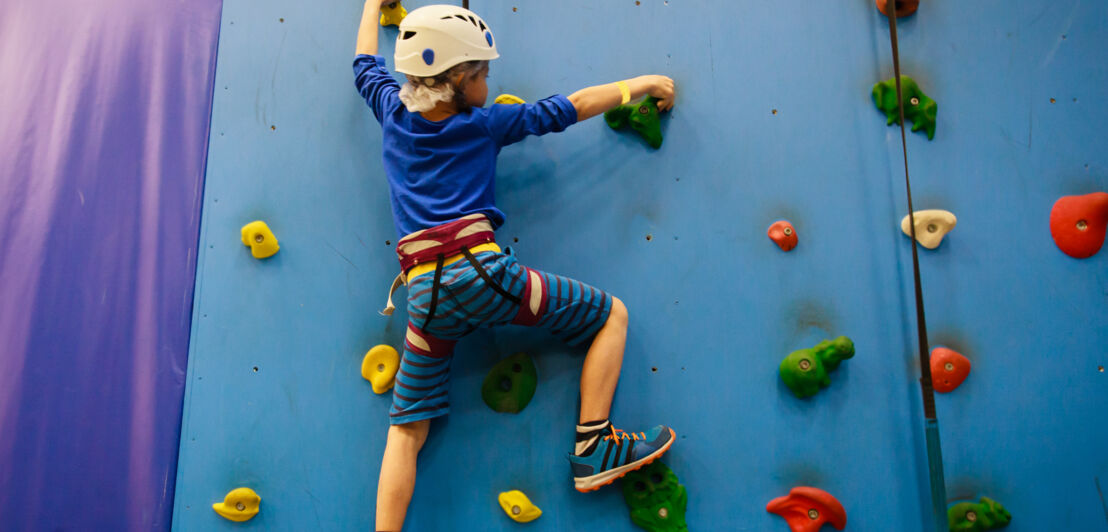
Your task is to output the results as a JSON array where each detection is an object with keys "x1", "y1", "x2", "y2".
[{"x1": 173, "y1": 1, "x2": 1108, "y2": 530}]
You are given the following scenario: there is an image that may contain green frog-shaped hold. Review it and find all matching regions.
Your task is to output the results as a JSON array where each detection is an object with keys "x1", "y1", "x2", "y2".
[
  {"x1": 779, "y1": 336, "x2": 855, "y2": 399},
  {"x1": 948, "y1": 497, "x2": 1011, "y2": 531},
  {"x1": 605, "y1": 96, "x2": 664, "y2": 149},
  {"x1": 872, "y1": 76, "x2": 938, "y2": 140},
  {"x1": 622, "y1": 461, "x2": 688, "y2": 532}
]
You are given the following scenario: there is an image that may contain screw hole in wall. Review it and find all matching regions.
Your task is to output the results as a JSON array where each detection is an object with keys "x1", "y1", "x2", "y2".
[
  {"x1": 385, "y1": 240, "x2": 391, "y2": 246},
  {"x1": 651, "y1": 367, "x2": 658, "y2": 372},
  {"x1": 253, "y1": 366, "x2": 259, "y2": 373},
  {"x1": 645, "y1": 234, "x2": 653, "y2": 241}
]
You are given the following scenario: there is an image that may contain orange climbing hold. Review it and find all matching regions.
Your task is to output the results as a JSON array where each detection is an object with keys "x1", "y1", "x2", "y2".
[
  {"x1": 875, "y1": 0, "x2": 919, "y2": 17},
  {"x1": 767, "y1": 220, "x2": 798, "y2": 252},
  {"x1": 930, "y1": 347, "x2": 971, "y2": 393},
  {"x1": 1050, "y1": 192, "x2": 1108, "y2": 258},
  {"x1": 766, "y1": 486, "x2": 846, "y2": 532}
]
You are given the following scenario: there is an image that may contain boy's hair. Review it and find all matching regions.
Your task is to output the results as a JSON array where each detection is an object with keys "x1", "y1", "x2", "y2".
[{"x1": 398, "y1": 60, "x2": 487, "y2": 113}]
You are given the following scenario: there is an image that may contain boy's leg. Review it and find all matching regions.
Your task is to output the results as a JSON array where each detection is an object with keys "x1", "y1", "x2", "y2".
[
  {"x1": 375, "y1": 419, "x2": 430, "y2": 532},
  {"x1": 578, "y1": 297, "x2": 628, "y2": 423}
]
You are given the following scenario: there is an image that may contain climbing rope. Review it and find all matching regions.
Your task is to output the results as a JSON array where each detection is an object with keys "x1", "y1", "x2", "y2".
[{"x1": 883, "y1": 5, "x2": 949, "y2": 531}]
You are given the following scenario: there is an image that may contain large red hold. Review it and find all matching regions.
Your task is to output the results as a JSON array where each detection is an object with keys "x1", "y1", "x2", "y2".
[
  {"x1": 930, "y1": 347, "x2": 971, "y2": 393},
  {"x1": 768, "y1": 220, "x2": 798, "y2": 252},
  {"x1": 876, "y1": 0, "x2": 920, "y2": 17},
  {"x1": 766, "y1": 487, "x2": 846, "y2": 532},
  {"x1": 1050, "y1": 192, "x2": 1108, "y2": 258}
]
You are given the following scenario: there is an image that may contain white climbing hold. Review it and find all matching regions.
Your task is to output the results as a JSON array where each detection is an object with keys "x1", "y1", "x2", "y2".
[{"x1": 901, "y1": 209, "x2": 956, "y2": 249}]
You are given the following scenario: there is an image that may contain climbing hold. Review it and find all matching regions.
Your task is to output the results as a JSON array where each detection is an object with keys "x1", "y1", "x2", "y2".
[
  {"x1": 361, "y1": 344, "x2": 400, "y2": 394},
  {"x1": 240, "y1": 221, "x2": 279, "y2": 259},
  {"x1": 622, "y1": 461, "x2": 688, "y2": 532},
  {"x1": 948, "y1": 497, "x2": 1011, "y2": 531},
  {"x1": 605, "y1": 96, "x2": 664, "y2": 149},
  {"x1": 212, "y1": 487, "x2": 261, "y2": 522},
  {"x1": 766, "y1": 486, "x2": 847, "y2": 532},
  {"x1": 875, "y1": 0, "x2": 919, "y2": 18},
  {"x1": 900, "y1": 209, "x2": 956, "y2": 249},
  {"x1": 779, "y1": 337, "x2": 854, "y2": 399},
  {"x1": 872, "y1": 76, "x2": 937, "y2": 140},
  {"x1": 379, "y1": 1, "x2": 407, "y2": 26},
  {"x1": 494, "y1": 94, "x2": 525, "y2": 105},
  {"x1": 497, "y1": 490, "x2": 542, "y2": 523},
  {"x1": 767, "y1": 220, "x2": 798, "y2": 252},
  {"x1": 930, "y1": 347, "x2": 971, "y2": 393},
  {"x1": 1049, "y1": 192, "x2": 1108, "y2": 258},
  {"x1": 481, "y1": 353, "x2": 537, "y2": 413}
]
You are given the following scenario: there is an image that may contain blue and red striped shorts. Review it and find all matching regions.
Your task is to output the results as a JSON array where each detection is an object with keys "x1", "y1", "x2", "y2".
[{"x1": 390, "y1": 249, "x2": 613, "y2": 425}]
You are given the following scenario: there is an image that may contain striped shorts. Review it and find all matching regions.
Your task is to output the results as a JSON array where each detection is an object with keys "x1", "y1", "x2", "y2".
[{"x1": 390, "y1": 249, "x2": 613, "y2": 425}]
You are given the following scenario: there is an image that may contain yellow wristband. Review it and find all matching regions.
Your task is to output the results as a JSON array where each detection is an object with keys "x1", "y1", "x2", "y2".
[{"x1": 616, "y1": 81, "x2": 631, "y2": 105}]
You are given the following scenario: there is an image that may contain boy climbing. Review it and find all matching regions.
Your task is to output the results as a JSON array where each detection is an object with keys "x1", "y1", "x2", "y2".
[{"x1": 354, "y1": 2, "x2": 677, "y2": 530}]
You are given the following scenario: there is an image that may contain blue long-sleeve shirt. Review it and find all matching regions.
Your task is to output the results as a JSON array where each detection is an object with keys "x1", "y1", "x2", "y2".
[{"x1": 353, "y1": 54, "x2": 578, "y2": 237}]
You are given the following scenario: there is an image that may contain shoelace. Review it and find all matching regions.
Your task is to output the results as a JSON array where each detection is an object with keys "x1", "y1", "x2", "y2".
[{"x1": 603, "y1": 426, "x2": 646, "y2": 444}]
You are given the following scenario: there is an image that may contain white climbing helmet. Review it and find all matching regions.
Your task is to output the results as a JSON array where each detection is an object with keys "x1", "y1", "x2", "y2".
[{"x1": 394, "y1": 5, "x2": 499, "y2": 77}]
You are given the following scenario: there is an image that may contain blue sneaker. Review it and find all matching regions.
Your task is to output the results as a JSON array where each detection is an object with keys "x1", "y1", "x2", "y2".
[{"x1": 568, "y1": 424, "x2": 676, "y2": 492}]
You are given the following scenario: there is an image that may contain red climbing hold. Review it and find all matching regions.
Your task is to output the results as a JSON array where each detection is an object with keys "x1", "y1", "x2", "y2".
[
  {"x1": 930, "y1": 347, "x2": 971, "y2": 393},
  {"x1": 875, "y1": 0, "x2": 919, "y2": 17},
  {"x1": 766, "y1": 487, "x2": 846, "y2": 532},
  {"x1": 1050, "y1": 192, "x2": 1108, "y2": 259},
  {"x1": 768, "y1": 220, "x2": 798, "y2": 252}
]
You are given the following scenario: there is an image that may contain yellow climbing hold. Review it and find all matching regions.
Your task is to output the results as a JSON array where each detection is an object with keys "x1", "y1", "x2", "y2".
[
  {"x1": 212, "y1": 487, "x2": 261, "y2": 522},
  {"x1": 494, "y1": 94, "x2": 526, "y2": 105},
  {"x1": 498, "y1": 490, "x2": 542, "y2": 523},
  {"x1": 380, "y1": 1, "x2": 407, "y2": 26},
  {"x1": 240, "y1": 221, "x2": 279, "y2": 259},
  {"x1": 362, "y1": 344, "x2": 400, "y2": 394}
]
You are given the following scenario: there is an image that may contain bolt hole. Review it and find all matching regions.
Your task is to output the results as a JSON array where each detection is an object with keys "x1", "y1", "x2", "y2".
[
  {"x1": 377, "y1": 363, "x2": 386, "y2": 372},
  {"x1": 646, "y1": 234, "x2": 653, "y2": 241},
  {"x1": 771, "y1": 109, "x2": 778, "y2": 115},
  {"x1": 927, "y1": 223, "x2": 938, "y2": 233},
  {"x1": 635, "y1": 0, "x2": 640, "y2": 4},
  {"x1": 499, "y1": 377, "x2": 512, "y2": 391},
  {"x1": 1077, "y1": 220, "x2": 1088, "y2": 231},
  {"x1": 1050, "y1": 98, "x2": 1056, "y2": 104},
  {"x1": 236, "y1": 502, "x2": 246, "y2": 511},
  {"x1": 651, "y1": 367, "x2": 658, "y2": 372},
  {"x1": 512, "y1": 6, "x2": 517, "y2": 12},
  {"x1": 944, "y1": 362, "x2": 955, "y2": 372},
  {"x1": 253, "y1": 366, "x2": 258, "y2": 372},
  {"x1": 658, "y1": 507, "x2": 669, "y2": 519},
  {"x1": 254, "y1": 234, "x2": 265, "y2": 243},
  {"x1": 966, "y1": 510, "x2": 978, "y2": 522},
  {"x1": 1062, "y1": 34, "x2": 1067, "y2": 39},
  {"x1": 798, "y1": 359, "x2": 812, "y2": 371},
  {"x1": 1099, "y1": 366, "x2": 1104, "y2": 372},
  {"x1": 783, "y1": 227, "x2": 793, "y2": 236},
  {"x1": 385, "y1": 240, "x2": 391, "y2": 246},
  {"x1": 514, "y1": 237, "x2": 519, "y2": 243},
  {"x1": 808, "y1": 509, "x2": 820, "y2": 520},
  {"x1": 271, "y1": 125, "x2": 276, "y2": 130},
  {"x1": 279, "y1": 17, "x2": 284, "y2": 22},
  {"x1": 511, "y1": 505, "x2": 521, "y2": 515}
]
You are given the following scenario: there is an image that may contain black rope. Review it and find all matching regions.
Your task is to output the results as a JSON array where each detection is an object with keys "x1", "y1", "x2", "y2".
[
  {"x1": 886, "y1": 3, "x2": 936, "y2": 421},
  {"x1": 420, "y1": 254, "x2": 446, "y2": 333},
  {"x1": 462, "y1": 248, "x2": 521, "y2": 305}
]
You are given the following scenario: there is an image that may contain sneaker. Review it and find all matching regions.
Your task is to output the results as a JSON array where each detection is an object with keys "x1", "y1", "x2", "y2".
[{"x1": 568, "y1": 424, "x2": 676, "y2": 492}]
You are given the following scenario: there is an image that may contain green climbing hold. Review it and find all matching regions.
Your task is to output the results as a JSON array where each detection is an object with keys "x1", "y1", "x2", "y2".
[
  {"x1": 948, "y1": 497, "x2": 1011, "y2": 531},
  {"x1": 481, "y1": 353, "x2": 537, "y2": 413},
  {"x1": 778, "y1": 336, "x2": 855, "y2": 399},
  {"x1": 622, "y1": 461, "x2": 688, "y2": 532},
  {"x1": 872, "y1": 76, "x2": 938, "y2": 140},
  {"x1": 605, "y1": 96, "x2": 664, "y2": 149}
]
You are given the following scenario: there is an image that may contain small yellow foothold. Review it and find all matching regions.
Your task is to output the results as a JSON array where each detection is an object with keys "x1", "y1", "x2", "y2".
[
  {"x1": 240, "y1": 221, "x2": 279, "y2": 259},
  {"x1": 494, "y1": 94, "x2": 526, "y2": 105},
  {"x1": 212, "y1": 487, "x2": 261, "y2": 522},
  {"x1": 498, "y1": 490, "x2": 541, "y2": 523},
  {"x1": 380, "y1": 1, "x2": 407, "y2": 26},
  {"x1": 362, "y1": 345, "x2": 400, "y2": 394}
]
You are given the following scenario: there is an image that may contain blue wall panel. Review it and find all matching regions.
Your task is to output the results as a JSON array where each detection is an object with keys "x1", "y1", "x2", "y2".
[{"x1": 174, "y1": 1, "x2": 1108, "y2": 530}]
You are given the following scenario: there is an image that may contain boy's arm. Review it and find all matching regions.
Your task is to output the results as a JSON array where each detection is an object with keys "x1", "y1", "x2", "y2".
[
  {"x1": 568, "y1": 75, "x2": 676, "y2": 121},
  {"x1": 355, "y1": 0, "x2": 388, "y2": 56}
]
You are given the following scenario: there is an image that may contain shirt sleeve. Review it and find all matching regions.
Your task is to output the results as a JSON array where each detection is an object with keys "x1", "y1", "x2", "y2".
[
  {"x1": 484, "y1": 94, "x2": 579, "y2": 147},
  {"x1": 353, "y1": 54, "x2": 401, "y2": 123}
]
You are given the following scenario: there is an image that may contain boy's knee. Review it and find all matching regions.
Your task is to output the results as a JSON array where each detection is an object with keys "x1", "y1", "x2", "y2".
[
  {"x1": 607, "y1": 296, "x2": 628, "y2": 329},
  {"x1": 389, "y1": 419, "x2": 431, "y2": 450}
]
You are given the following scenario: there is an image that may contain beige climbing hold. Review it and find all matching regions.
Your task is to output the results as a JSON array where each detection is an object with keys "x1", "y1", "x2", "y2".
[
  {"x1": 361, "y1": 344, "x2": 400, "y2": 394},
  {"x1": 901, "y1": 209, "x2": 956, "y2": 249},
  {"x1": 212, "y1": 487, "x2": 261, "y2": 522}
]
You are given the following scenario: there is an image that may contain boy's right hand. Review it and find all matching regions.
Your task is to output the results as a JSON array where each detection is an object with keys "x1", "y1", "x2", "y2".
[{"x1": 645, "y1": 75, "x2": 676, "y2": 111}]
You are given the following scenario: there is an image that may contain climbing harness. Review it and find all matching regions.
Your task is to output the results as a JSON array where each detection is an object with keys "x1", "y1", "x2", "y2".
[{"x1": 883, "y1": 6, "x2": 949, "y2": 531}]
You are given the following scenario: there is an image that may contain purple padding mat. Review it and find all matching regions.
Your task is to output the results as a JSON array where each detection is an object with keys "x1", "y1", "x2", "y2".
[{"x1": 0, "y1": 0, "x2": 221, "y2": 530}]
